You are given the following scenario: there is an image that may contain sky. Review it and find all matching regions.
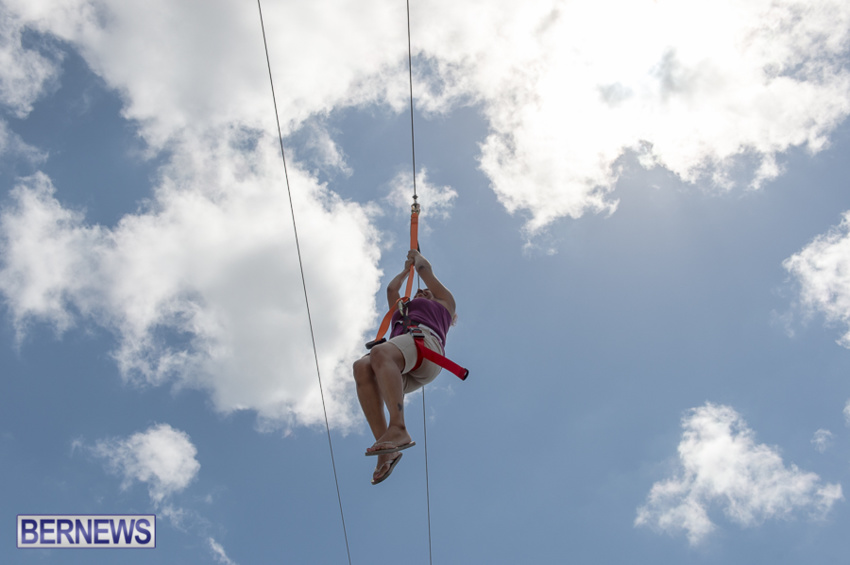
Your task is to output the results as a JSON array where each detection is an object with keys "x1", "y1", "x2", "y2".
[{"x1": 1, "y1": 0, "x2": 850, "y2": 563}]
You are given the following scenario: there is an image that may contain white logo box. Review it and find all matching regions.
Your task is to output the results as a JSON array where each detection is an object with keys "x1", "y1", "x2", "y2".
[{"x1": 17, "y1": 515, "x2": 156, "y2": 548}]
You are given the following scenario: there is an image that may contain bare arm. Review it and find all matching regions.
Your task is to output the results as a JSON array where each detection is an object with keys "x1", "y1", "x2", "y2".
[
  {"x1": 386, "y1": 257, "x2": 414, "y2": 309},
  {"x1": 409, "y1": 250, "x2": 456, "y2": 318}
]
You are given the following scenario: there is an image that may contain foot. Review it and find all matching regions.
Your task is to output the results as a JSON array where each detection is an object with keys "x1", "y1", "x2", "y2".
[
  {"x1": 365, "y1": 427, "x2": 415, "y2": 455},
  {"x1": 372, "y1": 452, "x2": 403, "y2": 485}
]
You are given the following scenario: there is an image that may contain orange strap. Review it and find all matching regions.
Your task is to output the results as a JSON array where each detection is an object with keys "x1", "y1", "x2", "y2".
[
  {"x1": 368, "y1": 203, "x2": 419, "y2": 347},
  {"x1": 404, "y1": 207, "x2": 419, "y2": 298}
]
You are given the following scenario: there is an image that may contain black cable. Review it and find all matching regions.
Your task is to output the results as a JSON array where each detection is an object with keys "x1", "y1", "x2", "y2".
[
  {"x1": 422, "y1": 387, "x2": 433, "y2": 565},
  {"x1": 406, "y1": 0, "x2": 418, "y2": 204},
  {"x1": 256, "y1": 2, "x2": 352, "y2": 564}
]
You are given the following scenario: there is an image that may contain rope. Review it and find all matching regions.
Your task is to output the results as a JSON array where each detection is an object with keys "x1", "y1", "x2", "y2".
[
  {"x1": 405, "y1": 2, "x2": 433, "y2": 562},
  {"x1": 406, "y1": 0, "x2": 419, "y2": 204},
  {"x1": 255, "y1": 2, "x2": 352, "y2": 564}
]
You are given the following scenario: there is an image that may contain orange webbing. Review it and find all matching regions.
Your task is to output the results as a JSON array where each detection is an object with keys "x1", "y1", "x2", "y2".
[
  {"x1": 403, "y1": 208, "x2": 419, "y2": 298},
  {"x1": 370, "y1": 205, "x2": 419, "y2": 344},
  {"x1": 371, "y1": 299, "x2": 401, "y2": 345}
]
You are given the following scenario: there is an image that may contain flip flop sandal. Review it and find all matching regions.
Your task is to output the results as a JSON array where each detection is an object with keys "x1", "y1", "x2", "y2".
[
  {"x1": 364, "y1": 440, "x2": 416, "y2": 456},
  {"x1": 371, "y1": 453, "x2": 403, "y2": 485}
]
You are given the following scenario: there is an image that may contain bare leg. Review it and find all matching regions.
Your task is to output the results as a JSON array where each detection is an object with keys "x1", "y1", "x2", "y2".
[
  {"x1": 353, "y1": 346, "x2": 410, "y2": 482},
  {"x1": 353, "y1": 356, "x2": 387, "y2": 441},
  {"x1": 366, "y1": 343, "x2": 412, "y2": 449}
]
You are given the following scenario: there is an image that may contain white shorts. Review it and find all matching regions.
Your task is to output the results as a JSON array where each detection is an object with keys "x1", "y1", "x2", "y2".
[{"x1": 386, "y1": 327, "x2": 444, "y2": 393}]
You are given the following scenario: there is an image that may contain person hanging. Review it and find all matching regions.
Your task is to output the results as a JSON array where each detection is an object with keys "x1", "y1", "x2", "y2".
[{"x1": 352, "y1": 249, "x2": 458, "y2": 485}]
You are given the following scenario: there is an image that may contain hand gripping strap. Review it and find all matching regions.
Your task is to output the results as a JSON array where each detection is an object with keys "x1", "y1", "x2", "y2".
[{"x1": 367, "y1": 206, "x2": 419, "y2": 349}]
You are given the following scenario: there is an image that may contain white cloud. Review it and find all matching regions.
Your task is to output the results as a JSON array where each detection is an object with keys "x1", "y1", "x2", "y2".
[
  {"x1": 1, "y1": 0, "x2": 849, "y2": 433},
  {"x1": 209, "y1": 537, "x2": 238, "y2": 565},
  {"x1": 0, "y1": 172, "x2": 101, "y2": 337},
  {"x1": 636, "y1": 403, "x2": 843, "y2": 545},
  {"x1": 297, "y1": 120, "x2": 353, "y2": 178},
  {"x1": 0, "y1": 4, "x2": 63, "y2": 118},
  {"x1": 386, "y1": 167, "x2": 458, "y2": 223},
  {"x1": 844, "y1": 400, "x2": 850, "y2": 426},
  {"x1": 5, "y1": 0, "x2": 847, "y2": 235},
  {"x1": 413, "y1": 0, "x2": 850, "y2": 231},
  {"x1": 2, "y1": 0, "x2": 410, "y2": 146},
  {"x1": 0, "y1": 130, "x2": 381, "y2": 431},
  {"x1": 0, "y1": 1, "x2": 391, "y2": 432},
  {"x1": 812, "y1": 429, "x2": 834, "y2": 453},
  {"x1": 0, "y1": 120, "x2": 47, "y2": 166},
  {"x1": 92, "y1": 424, "x2": 200, "y2": 505},
  {"x1": 784, "y1": 212, "x2": 850, "y2": 348},
  {"x1": 90, "y1": 425, "x2": 237, "y2": 555}
]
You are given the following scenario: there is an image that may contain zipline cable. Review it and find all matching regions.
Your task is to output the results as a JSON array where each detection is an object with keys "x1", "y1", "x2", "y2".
[
  {"x1": 406, "y1": 0, "x2": 419, "y2": 205},
  {"x1": 405, "y1": 1, "x2": 433, "y2": 563},
  {"x1": 422, "y1": 387, "x2": 433, "y2": 565},
  {"x1": 256, "y1": 2, "x2": 352, "y2": 564}
]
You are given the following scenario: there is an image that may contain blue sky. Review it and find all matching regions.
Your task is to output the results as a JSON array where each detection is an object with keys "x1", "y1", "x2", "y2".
[{"x1": 2, "y1": 0, "x2": 850, "y2": 563}]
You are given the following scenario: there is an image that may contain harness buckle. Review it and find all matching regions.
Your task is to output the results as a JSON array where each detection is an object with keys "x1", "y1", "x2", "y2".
[
  {"x1": 397, "y1": 297, "x2": 410, "y2": 314},
  {"x1": 365, "y1": 337, "x2": 386, "y2": 350},
  {"x1": 406, "y1": 324, "x2": 424, "y2": 339}
]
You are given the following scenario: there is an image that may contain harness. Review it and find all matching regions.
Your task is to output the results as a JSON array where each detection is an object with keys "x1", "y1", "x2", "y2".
[
  {"x1": 409, "y1": 327, "x2": 469, "y2": 381},
  {"x1": 366, "y1": 297, "x2": 468, "y2": 381},
  {"x1": 398, "y1": 298, "x2": 468, "y2": 380},
  {"x1": 364, "y1": 201, "x2": 469, "y2": 381}
]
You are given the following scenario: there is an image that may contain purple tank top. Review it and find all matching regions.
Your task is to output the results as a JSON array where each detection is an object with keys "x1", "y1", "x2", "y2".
[{"x1": 389, "y1": 298, "x2": 452, "y2": 346}]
